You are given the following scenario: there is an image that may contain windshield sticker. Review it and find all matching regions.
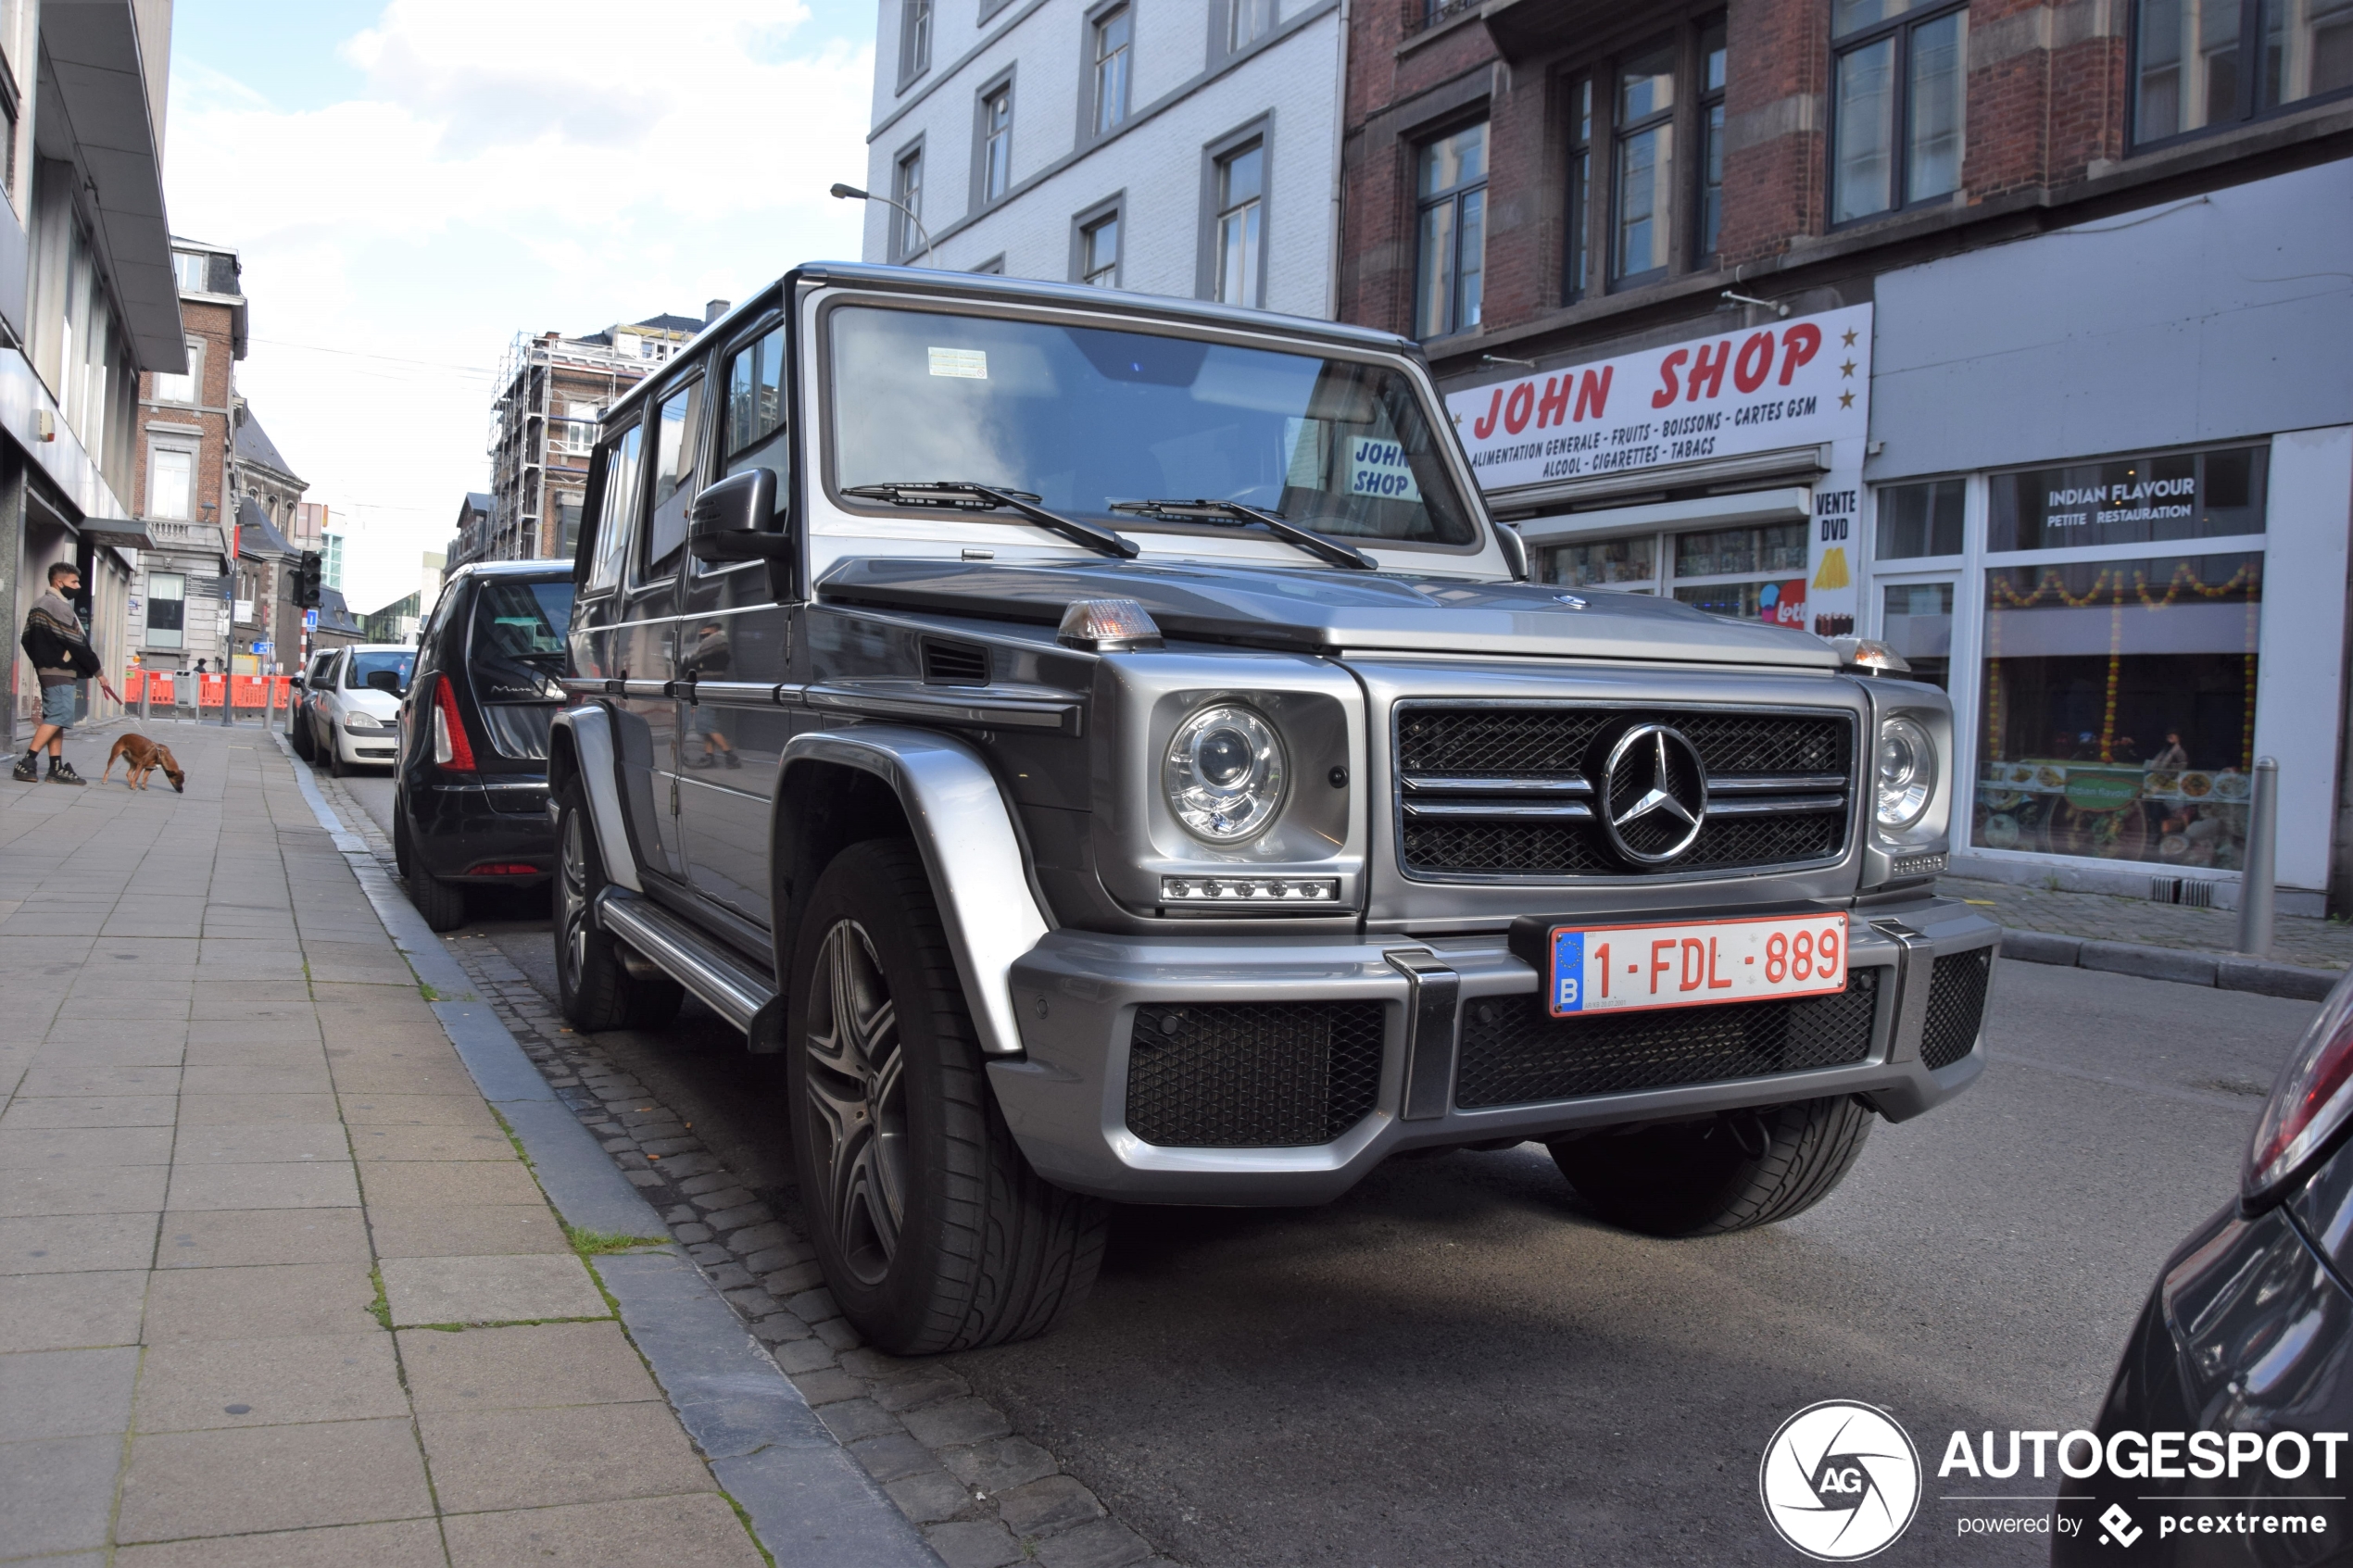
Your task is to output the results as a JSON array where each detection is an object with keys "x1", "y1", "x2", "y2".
[
  {"x1": 927, "y1": 346, "x2": 988, "y2": 380},
  {"x1": 1347, "y1": 437, "x2": 1422, "y2": 502}
]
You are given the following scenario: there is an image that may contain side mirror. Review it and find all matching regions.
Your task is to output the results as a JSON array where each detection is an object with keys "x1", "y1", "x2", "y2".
[
  {"x1": 365, "y1": 670, "x2": 404, "y2": 695},
  {"x1": 288, "y1": 674, "x2": 306, "y2": 690},
  {"x1": 689, "y1": 469, "x2": 792, "y2": 561}
]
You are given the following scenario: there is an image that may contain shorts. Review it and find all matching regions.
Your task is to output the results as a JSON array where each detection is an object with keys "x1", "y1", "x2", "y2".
[{"x1": 39, "y1": 681, "x2": 75, "y2": 729}]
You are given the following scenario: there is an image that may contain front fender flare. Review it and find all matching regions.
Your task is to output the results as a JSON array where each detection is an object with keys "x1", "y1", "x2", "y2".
[
  {"x1": 548, "y1": 705, "x2": 642, "y2": 894},
  {"x1": 780, "y1": 725, "x2": 1048, "y2": 1059}
]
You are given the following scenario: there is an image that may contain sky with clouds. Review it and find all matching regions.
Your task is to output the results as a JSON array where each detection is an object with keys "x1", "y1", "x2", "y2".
[{"x1": 163, "y1": 0, "x2": 877, "y2": 612}]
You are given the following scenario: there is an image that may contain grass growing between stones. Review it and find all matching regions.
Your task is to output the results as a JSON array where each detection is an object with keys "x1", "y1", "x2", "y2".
[{"x1": 566, "y1": 1223, "x2": 669, "y2": 1257}]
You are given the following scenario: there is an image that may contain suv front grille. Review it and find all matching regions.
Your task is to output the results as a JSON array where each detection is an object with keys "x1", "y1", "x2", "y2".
[
  {"x1": 1919, "y1": 947, "x2": 1993, "y2": 1070},
  {"x1": 1395, "y1": 704, "x2": 1853, "y2": 879},
  {"x1": 1453, "y1": 969, "x2": 1881, "y2": 1109},
  {"x1": 1126, "y1": 1001, "x2": 1386, "y2": 1148}
]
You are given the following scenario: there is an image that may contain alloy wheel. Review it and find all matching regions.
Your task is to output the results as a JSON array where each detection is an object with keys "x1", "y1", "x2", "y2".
[
  {"x1": 803, "y1": 918, "x2": 909, "y2": 1286},
  {"x1": 559, "y1": 808, "x2": 592, "y2": 991}
]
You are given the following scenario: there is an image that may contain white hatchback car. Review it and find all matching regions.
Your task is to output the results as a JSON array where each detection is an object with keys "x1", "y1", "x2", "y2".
[{"x1": 307, "y1": 644, "x2": 415, "y2": 775}]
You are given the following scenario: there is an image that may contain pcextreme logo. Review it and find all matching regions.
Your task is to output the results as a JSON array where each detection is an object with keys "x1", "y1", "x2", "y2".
[{"x1": 1759, "y1": 1401, "x2": 1923, "y2": 1562}]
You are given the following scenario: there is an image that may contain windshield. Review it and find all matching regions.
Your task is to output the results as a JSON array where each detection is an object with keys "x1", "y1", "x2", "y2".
[
  {"x1": 828, "y1": 306, "x2": 1478, "y2": 547},
  {"x1": 472, "y1": 580, "x2": 573, "y2": 661},
  {"x1": 345, "y1": 651, "x2": 415, "y2": 693}
]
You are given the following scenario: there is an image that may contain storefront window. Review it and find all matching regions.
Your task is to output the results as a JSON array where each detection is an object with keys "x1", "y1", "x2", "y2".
[
  {"x1": 1880, "y1": 581, "x2": 1952, "y2": 687},
  {"x1": 1876, "y1": 478, "x2": 1964, "y2": 558},
  {"x1": 1987, "y1": 445, "x2": 2266, "y2": 551},
  {"x1": 1546, "y1": 534, "x2": 1656, "y2": 589},
  {"x1": 1670, "y1": 522, "x2": 1810, "y2": 625},
  {"x1": 1973, "y1": 550, "x2": 2261, "y2": 867}
]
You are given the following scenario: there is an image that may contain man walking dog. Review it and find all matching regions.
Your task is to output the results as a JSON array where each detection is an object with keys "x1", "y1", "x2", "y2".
[{"x1": 16, "y1": 560, "x2": 99, "y2": 784}]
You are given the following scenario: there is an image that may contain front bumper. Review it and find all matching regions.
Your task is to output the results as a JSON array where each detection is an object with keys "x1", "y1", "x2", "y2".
[{"x1": 988, "y1": 896, "x2": 1998, "y2": 1204}]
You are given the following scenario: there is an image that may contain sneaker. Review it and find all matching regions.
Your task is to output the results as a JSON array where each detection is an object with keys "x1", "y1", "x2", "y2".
[
  {"x1": 722, "y1": 750, "x2": 741, "y2": 769},
  {"x1": 689, "y1": 754, "x2": 716, "y2": 769},
  {"x1": 9, "y1": 752, "x2": 34, "y2": 784},
  {"x1": 45, "y1": 760, "x2": 86, "y2": 786}
]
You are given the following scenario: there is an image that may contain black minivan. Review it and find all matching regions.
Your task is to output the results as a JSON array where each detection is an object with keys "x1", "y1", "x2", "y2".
[{"x1": 392, "y1": 560, "x2": 574, "y2": 931}]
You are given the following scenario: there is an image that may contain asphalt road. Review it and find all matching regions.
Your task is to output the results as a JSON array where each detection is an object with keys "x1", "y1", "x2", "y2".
[{"x1": 333, "y1": 769, "x2": 2309, "y2": 1566}]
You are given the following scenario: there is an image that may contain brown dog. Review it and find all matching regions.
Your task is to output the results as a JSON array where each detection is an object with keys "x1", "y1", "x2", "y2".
[{"x1": 101, "y1": 733, "x2": 185, "y2": 792}]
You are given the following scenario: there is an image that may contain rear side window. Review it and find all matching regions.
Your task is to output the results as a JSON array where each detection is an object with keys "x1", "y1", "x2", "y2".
[
  {"x1": 644, "y1": 379, "x2": 704, "y2": 571},
  {"x1": 586, "y1": 423, "x2": 643, "y2": 592},
  {"x1": 472, "y1": 579, "x2": 574, "y2": 659},
  {"x1": 724, "y1": 325, "x2": 786, "y2": 468}
]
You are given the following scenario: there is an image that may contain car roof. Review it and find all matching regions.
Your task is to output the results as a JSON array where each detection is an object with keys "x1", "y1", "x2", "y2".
[
  {"x1": 450, "y1": 559, "x2": 572, "y2": 582},
  {"x1": 600, "y1": 260, "x2": 1425, "y2": 427}
]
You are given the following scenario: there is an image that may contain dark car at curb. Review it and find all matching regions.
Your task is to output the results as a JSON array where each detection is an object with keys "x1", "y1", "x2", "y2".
[
  {"x1": 392, "y1": 560, "x2": 575, "y2": 931},
  {"x1": 2055, "y1": 968, "x2": 2353, "y2": 1565},
  {"x1": 546, "y1": 262, "x2": 2001, "y2": 1358}
]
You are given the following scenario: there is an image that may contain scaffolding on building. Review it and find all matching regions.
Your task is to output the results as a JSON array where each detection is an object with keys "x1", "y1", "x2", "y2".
[{"x1": 480, "y1": 320, "x2": 695, "y2": 566}]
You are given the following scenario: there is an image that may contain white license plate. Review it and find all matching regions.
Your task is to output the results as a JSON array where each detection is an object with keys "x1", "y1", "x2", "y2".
[{"x1": 1546, "y1": 913, "x2": 1850, "y2": 1018}]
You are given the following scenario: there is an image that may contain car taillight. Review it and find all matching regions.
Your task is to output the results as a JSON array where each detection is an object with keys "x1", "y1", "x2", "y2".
[
  {"x1": 431, "y1": 676, "x2": 477, "y2": 771},
  {"x1": 2246, "y1": 972, "x2": 2353, "y2": 1208}
]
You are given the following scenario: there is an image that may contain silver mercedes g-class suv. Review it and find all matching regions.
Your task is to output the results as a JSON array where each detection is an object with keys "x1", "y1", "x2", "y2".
[{"x1": 550, "y1": 263, "x2": 1997, "y2": 1355}]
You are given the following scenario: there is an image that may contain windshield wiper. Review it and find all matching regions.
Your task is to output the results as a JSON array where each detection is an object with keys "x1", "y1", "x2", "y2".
[
  {"x1": 1109, "y1": 498, "x2": 1377, "y2": 571},
  {"x1": 841, "y1": 481, "x2": 1139, "y2": 559}
]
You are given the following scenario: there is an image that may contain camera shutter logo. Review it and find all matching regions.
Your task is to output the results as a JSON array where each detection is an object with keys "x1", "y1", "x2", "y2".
[{"x1": 1758, "y1": 1400, "x2": 1921, "y2": 1561}]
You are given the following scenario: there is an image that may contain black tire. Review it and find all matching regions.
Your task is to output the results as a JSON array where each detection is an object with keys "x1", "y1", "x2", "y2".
[
  {"x1": 396, "y1": 813, "x2": 470, "y2": 933},
  {"x1": 787, "y1": 839, "x2": 1106, "y2": 1355},
  {"x1": 552, "y1": 779, "x2": 682, "y2": 1033},
  {"x1": 1548, "y1": 1096, "x2": 1874, "y2": 1237},
  {"x1": 327, "y1": 733, "x2": 346, "y2": 776},
  {"x1": 290, "y1": 712, "x2": 314, "y2": 761}
]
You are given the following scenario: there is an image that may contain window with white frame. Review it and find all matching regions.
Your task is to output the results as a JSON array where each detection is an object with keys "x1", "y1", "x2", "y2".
[
  {"x1": 1229, "y1": 0, "x2": 1275, "y2": 52},
  {"x1": 892, "y1": 145, "x2": 925, "y2": 261},
  {"x1": 1214, "y1": 141, "x2": 1265, "y2": 307},
  {"x1": 151, "y1": 335, "x2": 202, "y2": 405},
  {"x1": 557, "y1": 399, "x2": 599, "y2": 457},
  {"x1": 980, "y1": 83, "x2": 1013, "y2": 203},
  {"x1": 147, "y1": 443, "x2": 194, "y2": 521},
  {"x1": 1092, "y1": 6, "x2": 1133, "y2": 135},
  {"x1": 170, "y1": 250, "x2": 209, "y2": 293}
]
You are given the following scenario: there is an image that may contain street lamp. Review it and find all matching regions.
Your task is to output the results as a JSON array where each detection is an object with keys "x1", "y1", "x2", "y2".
[{"x1": 830, "y1": 182, "x2": 935, "y2": 267}]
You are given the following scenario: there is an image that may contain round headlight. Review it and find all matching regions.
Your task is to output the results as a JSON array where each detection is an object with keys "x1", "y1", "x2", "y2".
[
  {"x1": 1874, "y1": 715, "x2": 1936, "y2": 830},
  {"x1": 1164, "y1": 704, "x2": 1287, "y2": 843}
]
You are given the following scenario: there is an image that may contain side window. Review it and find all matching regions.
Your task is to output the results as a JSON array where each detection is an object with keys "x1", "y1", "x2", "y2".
[
  {"x1": 642, "y1": 380, "x2": 704, "y2": 573},
  {"x1": 586, "y1": 423, "x2": 644, "y2": 592},
  {"x1": 724, "y1": 326, "x2": 786, "y2": 473}
]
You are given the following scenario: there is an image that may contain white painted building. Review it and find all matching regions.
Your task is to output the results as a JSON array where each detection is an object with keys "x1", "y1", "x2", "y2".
[{"x1": 861, "y1": 0, "x2": 1344, "y2": 318}]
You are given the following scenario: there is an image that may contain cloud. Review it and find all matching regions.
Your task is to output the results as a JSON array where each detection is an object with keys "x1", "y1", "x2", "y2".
[{"x1": 164, "y1": 2, "x2": 872, "y2": 611}]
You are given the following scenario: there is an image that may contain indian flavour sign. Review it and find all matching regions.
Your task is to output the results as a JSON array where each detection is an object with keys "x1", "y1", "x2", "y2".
[{"x1": 1444, "y1": 304, "x2": 1873, "y2": 494}]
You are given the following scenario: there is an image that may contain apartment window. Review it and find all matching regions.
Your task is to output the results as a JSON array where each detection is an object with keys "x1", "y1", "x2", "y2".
[
  {"x1": 152, "y1": 335, "x2": 203, "y2": 405},
  {"x1": 1831, "y1": 0, "x2": 1966, "y2": 223},
  {"x1": 145, "y1": 572, "x2": 185, "y2": 649},
  {"x1": 1229, "y1": 0, "x2": 1275, "y2": 52},
  {"x1": 971, "y1": 255, "x2": 1007, "y2": 274},
  {"x1": 557, "y1": 399, "x2": 598, "y2": 457},
  {"x1": 170, "y1": 250, "x2": 208, "y2": 293},
  {"x1": 1414, "y1": 122, "x2": 1486, "y2": 339},
  {"x1": 1613, "y1": 40, "x2": 1677, "y2": 282},
  {"x1": 981, "y1": 84, "x2": 1013, "y2": 203},
  {"x1": 891, "y1": 145, "x2": 925, "y2": 262},
  {"x1": 1092, "y1": 6, "x2": 1133, "y2": 135},
  {"x1": 2132, "y1": 0, "x2": 2353, "y2": 146},
  {"x1": 1078, "y1": 207, "x2": 1121, "y2": 286},
  {"x1": 147, "y1": 444, "x2": 194, "y2": 521},
  {"x1": 1214, "y1": 141, "x2": 1265, "y2": 307},
  {"x1": 1565, "y1": 78, "x2": 1593, "y2": 303},
  {"x1": 1697, "y1": 20, "x2": 1728, "y2": 259},
  {"x1": 900, "y1": 0, "x2": 933, "y2": 85}
]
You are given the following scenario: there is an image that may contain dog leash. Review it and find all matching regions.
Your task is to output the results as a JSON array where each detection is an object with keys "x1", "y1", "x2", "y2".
[{"x1": 98, "y1": 677, "x2": 125, "y2": 706}]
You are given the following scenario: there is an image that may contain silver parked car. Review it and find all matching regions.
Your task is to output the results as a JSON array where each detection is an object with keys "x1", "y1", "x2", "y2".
[
  {"x1": 304, "y1": 644, "x2": 413, "y2": 776},
  {"x1": 550, "y1": 264, "x2": 1998, "y2": 1355}
]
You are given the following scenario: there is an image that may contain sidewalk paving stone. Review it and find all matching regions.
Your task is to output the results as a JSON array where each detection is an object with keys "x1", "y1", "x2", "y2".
[
  {"x1": 0, "y1": 1164, "x2": 168, "y2": 1216},
  {"x1": 365, "y1": 1201, "x2": 570, "y2": 1258},
  {"x1": 357, "y1": 1159, "x2": 543, "y2": 1208},
  {"x1": 114, "y1": 1417, "x2": 434, "y2": 1540},
  {"x1": 440, "y1": 1494, "x2": 766, "y2": 1568},
  {"x1": 0, "y1": 1270, "x2": 147, "y2": 1350},
  {"x1": 0, "y1": 1094, "x2": 177, "y2": 1129},
  {"x1": 396, "y1": 1320, "x2": 661, "y2": 1411},
  {"x1": 379, "y1": 1253, "x2": 609, "y2": 1325},
  {"x1": 417, "y1": 1402, "x2": 718, "y2": 1512},
  {"x1": 131, "y1": 1333, "x2": 407, "y2": 1431},
  {"x1": 0, "y1": 1432, "x2": 122, "y2": 1555},
  {"x1": 0, "y1": 1126, "x2": 174, "y2": 1167},
  {"x1": 0, "y1": 1211, "x2": 156, "y2": 1273},
  {"x1": 156, "y1": 1210, "x2": 370, "y2": 1269},
  {"x1": 0, "y1": 1346, "x2": 140, "y2": 1438},
  {"x1": 140, "y1": 1261, "x2": 378, "y2": 1342},
  {"x1": 170, "y1": 1123, "x2": 348, "y2": 1164},
  {"x1": 114, "y1": 1518, "x2": 449, "y2": 1568},
  {"x1": 163, "y1": 1161, "x2": 359, "y2": 1210}
]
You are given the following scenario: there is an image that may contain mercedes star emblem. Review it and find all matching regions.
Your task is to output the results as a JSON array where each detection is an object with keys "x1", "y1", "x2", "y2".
[{"x1": 1600, "y1": 723, "x2": 1708, "y2": 866}]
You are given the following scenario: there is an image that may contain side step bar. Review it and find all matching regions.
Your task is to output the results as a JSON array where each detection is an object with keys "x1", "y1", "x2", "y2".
[{"x1": 594, "y1": 889, "x2": 784, "y2": 1050}]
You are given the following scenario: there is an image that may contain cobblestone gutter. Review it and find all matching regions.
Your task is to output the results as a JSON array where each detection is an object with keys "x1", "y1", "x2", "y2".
[{"x1": 318, "y1": 772, "x2": 1175, "y2": 1568}]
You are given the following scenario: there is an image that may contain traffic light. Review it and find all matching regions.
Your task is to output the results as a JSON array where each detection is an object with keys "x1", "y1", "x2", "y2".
[{"x1": 293, "y1": 551, "x2": 322, "y2": 608}]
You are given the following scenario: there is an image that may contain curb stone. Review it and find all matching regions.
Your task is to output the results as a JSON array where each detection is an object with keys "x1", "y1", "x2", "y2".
[
  {"x1": 276, "y1": 735, "x2": 941, "y2": 1568},
  {"x1": 1997, "y1": 929, "x2": 2337, "y2": 1001},
  {"x1": 298, "y1": 754, "x2": 1180, "y2": 1567}
]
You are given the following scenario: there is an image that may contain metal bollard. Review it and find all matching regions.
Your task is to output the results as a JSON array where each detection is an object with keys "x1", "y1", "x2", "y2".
[{"x1": 2237, "y1": 756, "x2": 2279, "y2": 958}]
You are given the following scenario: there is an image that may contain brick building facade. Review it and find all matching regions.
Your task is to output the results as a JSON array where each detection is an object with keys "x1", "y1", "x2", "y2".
[{"x1": 1340, "y1": 1, "x2": 2352, "y2": 909}]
